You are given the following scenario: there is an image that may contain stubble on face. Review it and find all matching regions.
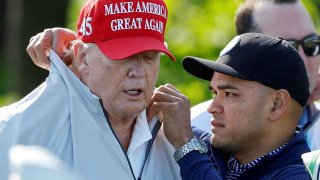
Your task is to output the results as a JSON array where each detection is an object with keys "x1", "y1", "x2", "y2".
[{"x1": 209, "y1": 73, "x2": 273, "y2": 154}]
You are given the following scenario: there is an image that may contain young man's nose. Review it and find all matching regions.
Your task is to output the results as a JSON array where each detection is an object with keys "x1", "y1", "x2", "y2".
[{"x1": 207, "y1": 97, "x2": 223, "y2": 114}]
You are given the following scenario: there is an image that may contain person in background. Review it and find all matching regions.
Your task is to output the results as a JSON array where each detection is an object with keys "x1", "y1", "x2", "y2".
[
  {"x1": 191, "y1": 0, "x2": 320, "y2": 151},
  {"x1": 0, "y1": 0, "x2": 181, "y2": 179},
  {"x1": 150, "y1": 33, "x2": 311, "y2": 179}
]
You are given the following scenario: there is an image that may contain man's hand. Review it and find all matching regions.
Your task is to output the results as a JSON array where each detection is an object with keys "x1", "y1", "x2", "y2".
[
  {"x1": 147, "y1": 84, "x2": 193, "y2": 149},
  {"x1": 26, "y1": 28, "x2": 77, "y2": 70}
]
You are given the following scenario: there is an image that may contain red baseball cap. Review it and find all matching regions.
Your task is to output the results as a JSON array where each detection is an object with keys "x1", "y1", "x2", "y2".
[{"x1": 77, "y1": 0, "x2": 175, "y2": 61}]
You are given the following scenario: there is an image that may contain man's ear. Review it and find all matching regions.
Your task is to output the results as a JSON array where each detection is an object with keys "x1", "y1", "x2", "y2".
[
  {"x1": 269, "y1": 89, "x2": 290, "y2": 121},
  {"x1": 72, "y1": 41, "x2": 89, "y2": 76}
]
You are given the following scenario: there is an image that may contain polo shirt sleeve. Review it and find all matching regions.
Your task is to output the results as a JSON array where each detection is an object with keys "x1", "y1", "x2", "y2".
[{"x1": 0, "y1": 59, "x2": 71, "y2": 180}]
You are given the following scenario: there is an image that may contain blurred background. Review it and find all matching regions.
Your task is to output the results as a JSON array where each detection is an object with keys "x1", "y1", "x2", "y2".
[{"x1": 0, "y1": 0, "x2": 319, "y2": 107}]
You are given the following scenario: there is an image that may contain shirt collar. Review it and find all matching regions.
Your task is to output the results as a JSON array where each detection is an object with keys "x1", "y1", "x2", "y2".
[
  {"x1": 227, "y1": 142, "x2": 288, "y2": 174},
  {"x1": 127, "y1": 109, "x2": 152, "y2": 156}
]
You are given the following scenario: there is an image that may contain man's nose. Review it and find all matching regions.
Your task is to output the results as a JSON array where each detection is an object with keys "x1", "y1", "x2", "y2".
[
  {"x1": 128, "y1": 58, "x2": 145, "y2": 78},
  {"x1": 207, "y1": 97, "x2": 223, "y2": 114}
]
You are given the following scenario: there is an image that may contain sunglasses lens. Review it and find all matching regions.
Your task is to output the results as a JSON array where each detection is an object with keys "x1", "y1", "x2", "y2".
[
  {"x1": 287, "y1": 41, "x2": 299, "y2": 50},
  {"x1": 303, "y1": 38, "x2": 320, "y2": 56}
]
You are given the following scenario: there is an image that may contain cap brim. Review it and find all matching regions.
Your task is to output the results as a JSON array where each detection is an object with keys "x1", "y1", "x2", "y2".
[
  {"x1": 182, "y1": 56, "x2": 249, "y2": 81},
  {"x1": 96, "y1": 36, "x2": 175, "y2": 61}
]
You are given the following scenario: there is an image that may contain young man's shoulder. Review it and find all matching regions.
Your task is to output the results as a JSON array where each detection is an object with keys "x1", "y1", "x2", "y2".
[{"x1": 269, "y1": 164, "x2": 311, "y2": 180}]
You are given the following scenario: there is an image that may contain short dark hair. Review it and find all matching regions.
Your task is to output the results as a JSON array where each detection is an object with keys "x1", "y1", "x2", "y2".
[{"x1": 235, "y1": 0, "x2": 298, "y2": 35}]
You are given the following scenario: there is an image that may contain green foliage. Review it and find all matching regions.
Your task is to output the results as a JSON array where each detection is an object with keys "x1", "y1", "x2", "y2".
[
  {"x1": 0, "y1": 93, "x2": 20, "y2": 107},
  {"x1": 66, "y1": 0, "x2": 87, "y2": 30},
  {"x1": 303, "y1": 0, "x2": 320, "y2": 32},
  {"x1": 160, "y1": 0, "x2": 242, "y2": 106}
]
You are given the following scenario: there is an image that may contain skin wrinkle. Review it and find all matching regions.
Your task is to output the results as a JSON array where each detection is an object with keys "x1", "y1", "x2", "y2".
[{"x1": 72, "y1": 42, "x2": 160, "y2": 150}]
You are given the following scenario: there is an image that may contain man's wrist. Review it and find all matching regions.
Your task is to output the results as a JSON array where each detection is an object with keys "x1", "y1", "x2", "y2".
[
  {"x1": 172, "y1": 134, "x2": 193, "y2": 149},
  {"x1": 173, "y1": 136, "x2": 208, "y2": 162}
]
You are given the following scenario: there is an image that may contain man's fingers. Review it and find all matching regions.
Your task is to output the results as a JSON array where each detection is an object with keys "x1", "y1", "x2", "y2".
[
  {"x1": 26, "y1": 28, "x2": 78, "y2": 70},
  {"x1": 148, "y1": 84, "x2": 189, "y2": 120},
  {"x1": 34, "y1": 29, "x2": 54, "y2": 69},
  {"x1": 52, "y1": 28, "x2": 77, "y2": 56},
  {"x1": 147, "y1": 102, "x2": 162, "y2": 121},
  {"x1": 161, "y1": 83, "x2": 182, "y2": 94},
  {"x1": 152, "y1": 85, "x2": 189, "y2": 107},
  {"x1": 155, "y1": 84, "x2": 186, "y2": 99},
  {"x1": 26, "y1": 33, "x2": 42, "y2": 68},
  {"x1": 147, "y1": 101, "x2": 173, "y2": 122},
  {"x1": 150, "y1": 90, "x2": 182, "y2": 105},
  {"x1": 148, "y1": 84, "x2": 192, "y2": 148},
  {"x1": 52, "y1": 28, "x2": 77, "y2": 51},
  {"x1": 50, "y1": 28, "x2": 77, "y2": 66},
  {"x1": 150, "y1": 84, "x2": 186, "y2": 104}
]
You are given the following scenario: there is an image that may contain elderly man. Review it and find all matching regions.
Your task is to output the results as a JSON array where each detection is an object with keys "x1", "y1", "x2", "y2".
[
  {"x1": 192, "y1": 0, "x2": 320, "y2": 151},
  {"x1": 149, "y1": 33, "x2": 311, "y2": 179},
  {"x1": 0, "y1": 0, "x2": 181, "y2": 180}
]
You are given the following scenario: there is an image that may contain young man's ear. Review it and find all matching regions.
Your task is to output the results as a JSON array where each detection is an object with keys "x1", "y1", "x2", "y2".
[
  {"x1": 72, "y1": 41, "x2": 89, "y2": 77},
  {"x1": 269, "y1": 89, "x2": 290, "y2": 121}
]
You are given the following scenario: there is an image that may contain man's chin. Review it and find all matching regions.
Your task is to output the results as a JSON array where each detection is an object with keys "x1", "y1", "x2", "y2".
[
  {"x1": 121, "y1": 104, "x2": 147, "y2": 115},
  {"x1": 211, "y1": 134, "x2": 225, "y2": 149}
]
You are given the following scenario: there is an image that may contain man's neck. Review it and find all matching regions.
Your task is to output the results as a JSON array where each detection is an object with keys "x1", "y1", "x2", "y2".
[
  {"x1": 234, "y1": 131, "x2": 294, "y2": 164},
  {"x1": 99, "y1": 100, "x2": 138, "y2": 151},
  {"x1": 110, "y1": 117, "x2": 137, "y2": 151}
]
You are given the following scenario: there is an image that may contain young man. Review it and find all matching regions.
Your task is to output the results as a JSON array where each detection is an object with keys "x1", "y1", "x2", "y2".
[
  {"x1": 149, "y1": 33, "x2": 311, "y2": 179},
  {"x1": 236, "y1": 0, "x2": 320, "y2": 150},
  {"x1": 0, "y1": 0, "x2": 181, "y2": 180},
  {"x1": 192, "y1": 0, "x2": 320, "y2": 150}
]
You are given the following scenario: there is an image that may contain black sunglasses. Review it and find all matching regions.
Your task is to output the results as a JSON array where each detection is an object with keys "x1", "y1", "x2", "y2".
[{"x1": 286, "y1": 34, "x2": 320, "y2": 57}]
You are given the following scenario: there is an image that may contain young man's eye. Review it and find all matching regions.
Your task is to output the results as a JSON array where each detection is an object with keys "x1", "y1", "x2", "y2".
[{"x1": 225, "y1": 92, "x2": 235, "y2": 97}]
